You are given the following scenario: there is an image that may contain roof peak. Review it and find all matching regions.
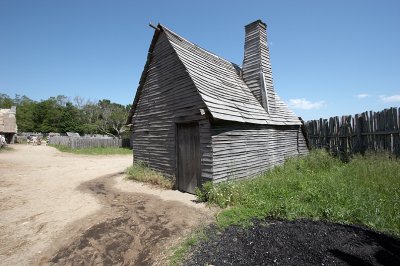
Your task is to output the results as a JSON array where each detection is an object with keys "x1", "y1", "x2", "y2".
[
  {"x1": 128, "y1": 21, "x2": 301, "y2": 126},
  {"x1": 158, "y1": 24, "x2": 239, "y2": 67}
]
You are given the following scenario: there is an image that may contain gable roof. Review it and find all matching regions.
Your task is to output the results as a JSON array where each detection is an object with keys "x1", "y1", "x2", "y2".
[{"x1": 128, "y1": 24, "x2": 301, "y2": 126}]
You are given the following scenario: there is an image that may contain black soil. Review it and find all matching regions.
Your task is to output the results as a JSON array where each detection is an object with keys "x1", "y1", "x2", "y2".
[{"x1": 184, "y1": 219, "x2": 400, "y2": 266}]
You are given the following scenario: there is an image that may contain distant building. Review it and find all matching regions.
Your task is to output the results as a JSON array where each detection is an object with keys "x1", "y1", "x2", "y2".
[
  {"x1": 127, "y1": 20, "x2": 309, "y2": 193},
  {"x1": 0, "y1": 106, "x2": 17, "y2": 143}
]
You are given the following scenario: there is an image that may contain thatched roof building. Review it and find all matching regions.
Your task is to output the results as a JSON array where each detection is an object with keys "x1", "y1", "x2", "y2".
[{"x1": 0, "y1": 106, "x2": 17, "y2": 143}]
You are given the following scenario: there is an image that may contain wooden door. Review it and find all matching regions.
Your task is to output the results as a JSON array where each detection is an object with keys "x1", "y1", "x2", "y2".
[{"x1": 176, "y1": 123, "x2": 201, "y2": 194}]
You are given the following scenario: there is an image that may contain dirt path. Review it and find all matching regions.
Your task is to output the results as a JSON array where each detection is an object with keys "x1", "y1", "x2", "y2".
[{"x1": 0, "y1": 145, "x2": 214, "y2": 265}]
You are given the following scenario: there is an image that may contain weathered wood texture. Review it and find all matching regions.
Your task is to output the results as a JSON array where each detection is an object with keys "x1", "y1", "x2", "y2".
[
  {"x1": 0, "y1": 107, "x2": 17, "y2": 133},
  {"x1": 130, "y1": 32, "x2": 212, "y2": 183},
  {"x1": 211, "y1": 123, "x2": 308, "y2": 182},
  {"x1": 162, "y1": 26, "x2": 301, "y2": 126},
  {"x1": 48, "y1": 136, "x2": 122, "y2": 149},
  {"x1": 306, "y1": 107, "x2": 400, "y2": 157},
  {"x1": 128, "y1": 21, "x2": 309, "y2": 191},
  {"x1": 121, "y1": 138, "x2": 132, "y2": 148},
  {"x1": 243, "y1": 20, "x2": 276, "y2": 111},
  {"x1": 177, "y1": 123, "x2": 201, "y2": 193}
]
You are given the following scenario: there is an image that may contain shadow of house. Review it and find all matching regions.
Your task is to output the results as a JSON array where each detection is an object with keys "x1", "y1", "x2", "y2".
[
  {"x1": 0, "y1": 106, "x2": 17, "y2": 144},
  {"x1": 127, "y1": 20, "x2": 309, "y2": 193}
]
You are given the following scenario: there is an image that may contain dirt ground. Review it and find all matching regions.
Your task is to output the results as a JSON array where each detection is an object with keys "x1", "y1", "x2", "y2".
[{"x1": 0, "y1": 145, "x2": 214, "y2": 265}]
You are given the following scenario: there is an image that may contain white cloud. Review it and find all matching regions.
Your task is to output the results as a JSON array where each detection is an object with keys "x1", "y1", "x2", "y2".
[
  {"x1": 356, "y1": 93, "x2": 369, "y2": 99},
  {"x1": 380, "y1": 94, "x2": 400, "y2": 103},
  {"x1": 288, "y1": 98, "x2": 326, "y2": 110}
]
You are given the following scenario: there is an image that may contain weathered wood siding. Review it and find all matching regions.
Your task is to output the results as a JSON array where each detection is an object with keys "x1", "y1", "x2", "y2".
[
  {"x1": 131, "y1": 32, "x2": 212, "y2": 182},
  {"x1": 242, "y1": 20, "x2": 276, "y2": 111},
  {"x1": 162, "y1": 26, "x2": 300, "y2": 126},
  {"x1": 177, "y1": 123, "x2": 201, "y2": 193},
  {"x1": 48, "y1": 136, "x2": 122, "y2": 148},
  {"x1": 211, "y1": 123, "x2": 308, "y2": 182},
  {"x1": 129, "y1": 23, "x2": 310, "y2": 188},
  {"x1": 306, "y1": 107, "x2": 400, "y2": 157}
]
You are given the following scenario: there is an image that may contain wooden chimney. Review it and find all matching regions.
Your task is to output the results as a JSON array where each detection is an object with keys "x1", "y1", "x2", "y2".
[{"x1": 242, "y1": 20, "x2": 276, "y2": 113}]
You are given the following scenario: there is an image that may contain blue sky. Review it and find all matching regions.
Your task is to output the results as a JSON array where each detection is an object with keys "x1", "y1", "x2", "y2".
[{"x1": 0, "y1": 0, "x2": 399, "y2": 120}]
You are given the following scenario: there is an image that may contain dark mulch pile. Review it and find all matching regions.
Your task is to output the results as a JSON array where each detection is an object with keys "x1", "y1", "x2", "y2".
[{"x1": 184, "y1": 219, "x2": 400, "y2": 266}]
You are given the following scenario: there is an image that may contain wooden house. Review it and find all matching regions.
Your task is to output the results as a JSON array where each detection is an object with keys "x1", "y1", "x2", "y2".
[
  {"x1": 0, "y1": 106, "x2": 17, "y2": 144},
  {"x1": 127, "y1": 20, "x2": 308, "y2": 193}
]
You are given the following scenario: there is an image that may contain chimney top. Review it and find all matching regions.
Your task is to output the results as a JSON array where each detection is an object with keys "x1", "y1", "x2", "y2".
[{"x1": 245, "y1": 20, "x2": 267, "y2": 30}]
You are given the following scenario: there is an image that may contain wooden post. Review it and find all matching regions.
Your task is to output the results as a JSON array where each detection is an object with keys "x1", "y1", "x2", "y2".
[
  {"x1": 395, "y1": 108, "x2": 400, "y2": 157},
  {"x1": 357, "y1": 115, "x2": 365, "y2": 155}
]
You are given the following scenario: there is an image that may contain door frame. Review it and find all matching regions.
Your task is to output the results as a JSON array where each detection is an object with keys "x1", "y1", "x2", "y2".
[{"x1": 175, "y1": 122, "x2": 201, "y2": 192}]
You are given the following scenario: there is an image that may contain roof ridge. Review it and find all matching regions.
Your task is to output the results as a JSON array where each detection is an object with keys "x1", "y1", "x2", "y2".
[
  {"x1": 127, "y1": 23, "x2": 301, "y2": 126},
  {"x1": 159, "y1": 24, "x2": 241, "y2": 69}
]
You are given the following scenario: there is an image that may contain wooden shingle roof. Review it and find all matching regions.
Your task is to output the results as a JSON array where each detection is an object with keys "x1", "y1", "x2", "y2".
[{"x1": 128, "y1": 24, "x2": 301, "y2": 126}]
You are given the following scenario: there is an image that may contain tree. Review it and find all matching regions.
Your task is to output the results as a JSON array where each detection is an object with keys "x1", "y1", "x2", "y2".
[
  {"x1": 98, "y1": 99, "x2": 129, "y2": 138},
  {"x1": 80, "y1": 100, "x2": 102, "y2": 134},
  {"x1": 73, "y1": 96, "x2": 85, "y2": 110},
  {"x1": 1, "y1": 93, "x2": 130, "y2": 136},
  {"x1": 0, "y1": 93, "x2": 14, "y2": 108},
  {"x1": 33, "y1": 97, "x2": 63, "y2": 132},
  {"x1": 15, "y1": 96, "x2": 36, "y2": 132},
  {"x1": 60, "y1": 102, "x2": 85, "y2": 133}
]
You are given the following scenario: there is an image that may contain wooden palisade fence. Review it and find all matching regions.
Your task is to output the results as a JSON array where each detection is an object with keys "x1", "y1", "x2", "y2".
[
  {"x1": 305, "y1": 107, "x2": 400, "y2": 158},
  {"x1": 48, "y1": 136, "x2": 123, "y2": 149}
]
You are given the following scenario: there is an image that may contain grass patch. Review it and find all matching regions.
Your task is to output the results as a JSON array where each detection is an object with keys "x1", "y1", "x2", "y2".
[
  {"x1": 168, "y1": 229, "x2": 207, "y2": 266},
  {"x1": 125, "y1": 161, "x2": 174, "y2": 189},
  {"x1": 49, "y1": 144, "x2": 132, "y2": 155},
  {"x1": 196, "y1": 150, "x2": 400, "y2": 237},
  {"x1": 0, "y1": 146, "x2": 13, "y2": 152}
]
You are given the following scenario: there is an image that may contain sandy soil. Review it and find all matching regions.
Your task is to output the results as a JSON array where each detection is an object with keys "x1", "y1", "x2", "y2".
[{"x1": 0, "y1": 145, "x2": 214, "y2": 265}]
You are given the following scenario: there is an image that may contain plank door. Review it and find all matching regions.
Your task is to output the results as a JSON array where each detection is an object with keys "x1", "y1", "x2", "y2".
[{"x1": 176, "y1": 123, "x2": 201, "y2": 194}]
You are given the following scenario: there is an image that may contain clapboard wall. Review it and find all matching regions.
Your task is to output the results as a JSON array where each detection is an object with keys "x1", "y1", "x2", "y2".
[
  {"x1": 131, "y1": 32, "x2": 213, "y2": 182},
  {"x1": 211, "y1": 123, "x2": 308, "y2": 181}
]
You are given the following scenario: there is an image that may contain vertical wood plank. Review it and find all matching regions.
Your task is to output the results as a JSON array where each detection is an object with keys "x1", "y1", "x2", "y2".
[{"x1": 305, "y1": 107, "x2": 400, "y2": 156}]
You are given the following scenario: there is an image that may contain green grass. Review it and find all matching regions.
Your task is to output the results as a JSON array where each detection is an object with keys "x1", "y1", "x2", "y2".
[
  {"x1": 0, "y1": 146, "x2": 13, "y2": 152},
  {"x1": 168, "y1": 230, "x2": 207, "y2": 266},
  {"x1": 196, "y1": 150, "x2": 400, "y2": 237},
  {"x1": 125, "y1": 161, "x2": 174, "y2": 189},
  {"x1": 49, "y1": 144, "x2": 132, "y2": 155}
]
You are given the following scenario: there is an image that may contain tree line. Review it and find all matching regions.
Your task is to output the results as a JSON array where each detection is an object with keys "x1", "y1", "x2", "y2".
[{"x1": 0, "y1": 94, "x2": 131, "y2": 138}]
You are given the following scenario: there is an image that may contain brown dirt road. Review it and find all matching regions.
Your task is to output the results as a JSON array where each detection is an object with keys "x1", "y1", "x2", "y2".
[{"x1": 0, "y1": 145, "x2": 214, "y2": 265}]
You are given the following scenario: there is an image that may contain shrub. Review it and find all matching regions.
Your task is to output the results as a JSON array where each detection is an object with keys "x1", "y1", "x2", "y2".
[
  {"x1": 195, "y1": 180, "x2": 243, "y2": 208},
  {"x1": 194, "y1": 181, "x2": 213, "y2": 202},
  {"x1": 125, "y1": 161, "x2": 174, "y2": 189}
]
